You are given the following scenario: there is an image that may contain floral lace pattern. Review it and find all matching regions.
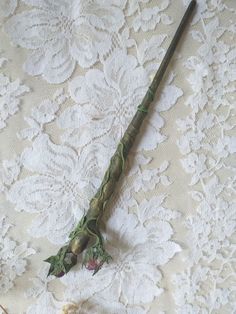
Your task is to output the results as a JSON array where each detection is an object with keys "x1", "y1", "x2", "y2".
[
  {"x1": 0, "y1": 55, "x2": 29, "y2": 130},
  {"x1": 132, "y1": 0, "x2": 172, "y2": 32},
  {"x1": 4, "y1": 0, "x2": 126, "y2": 83},
  {"x1": 8, "y1": 133, "x2": 112, "y2": 244},
  {"x1": 25, "y1": 183, "x2": 180, "y2": 313},
  {"x1": 0, "y1": 0, "x2": 235, "y2": 313},
  {"x1": 173, "y1": 5, "x2": 236, "y2": 314},
  {"x1": 61, "y1": 193, "x2": 180, "y2": 305},
  {"x1": 0, "y1": 216, "x2": 35, "y2": 294},
  {"x1": 58, "y1": 48, "x2": 182, "y2": 151}
]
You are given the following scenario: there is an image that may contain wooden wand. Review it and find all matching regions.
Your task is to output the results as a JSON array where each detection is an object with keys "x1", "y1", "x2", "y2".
[{"x1": 45, "y1": 0, "x2": 196, "y2": 277}]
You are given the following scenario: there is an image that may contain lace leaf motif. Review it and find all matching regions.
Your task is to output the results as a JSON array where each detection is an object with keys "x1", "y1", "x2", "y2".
[
  {"x1": 0, "y1": 56, "x2": 29, "y2": 131},
  {"x1": 0, "y1": 216, "x2": 35, "y2": 294}
]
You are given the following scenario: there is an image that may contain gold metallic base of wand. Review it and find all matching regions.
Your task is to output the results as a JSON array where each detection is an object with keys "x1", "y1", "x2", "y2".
[{"x1": 45, "y1": 0, "x2": 197, "y2": 277}]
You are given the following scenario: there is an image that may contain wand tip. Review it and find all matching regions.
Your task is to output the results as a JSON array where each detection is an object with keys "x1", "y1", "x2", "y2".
[{"x1": 190, "y1": 0, "x2": 197, "y2": 8}]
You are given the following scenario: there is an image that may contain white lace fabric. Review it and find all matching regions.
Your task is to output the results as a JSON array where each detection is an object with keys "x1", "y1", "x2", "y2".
[{"x1": 0, "y1": 1, "x2": 235, "y2": 313}]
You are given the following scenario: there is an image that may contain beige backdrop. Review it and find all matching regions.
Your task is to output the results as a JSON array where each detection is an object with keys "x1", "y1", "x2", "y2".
[{"x1": 0, "y1": 1, "x2": 235, "y2": 313}]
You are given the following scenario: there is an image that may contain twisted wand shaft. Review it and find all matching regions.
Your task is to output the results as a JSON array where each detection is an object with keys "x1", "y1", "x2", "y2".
[{"x1": 46, "y1": 0, "x2": 196, "y2": 277}]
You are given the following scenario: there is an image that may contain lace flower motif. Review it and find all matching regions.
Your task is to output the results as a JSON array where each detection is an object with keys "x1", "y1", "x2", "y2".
[
  {"x1": 5, "y1": 0, "x2": 126, "y2": 83},
  {"x1": 58, "y1": 50, "x2": 182, "y2": 152},
  {"x1": 0, "y1": 216, "x2": 35, "y2": 294},
  {"x1": 132, "y1": 1, "x2": 172, "y2": 32},
  {"x1": 25, "y1": 265, "x2": 149, "y2": 313},
  {"x1": 24, "y1": 189, "x2": 179, "y2": 313},
  {"x1": 25, "y1": 264, "x2": 65, "y2": 314},
  {"x1": 61, "y1": 196, "x2": 180, "y2": 308},
  {"x1": 7, "y1": 134, "x2": 109, "y2": 244}
]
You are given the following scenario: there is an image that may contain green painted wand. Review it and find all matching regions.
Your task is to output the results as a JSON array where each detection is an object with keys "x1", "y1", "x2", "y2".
[{"x1": 45, "y1": 0, "x2": 196, "y2": 277}]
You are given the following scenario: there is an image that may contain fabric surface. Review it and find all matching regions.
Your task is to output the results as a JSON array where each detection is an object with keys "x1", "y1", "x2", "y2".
[{"x1": 0, "y1": 0, "x2": 235, "y2": 313}]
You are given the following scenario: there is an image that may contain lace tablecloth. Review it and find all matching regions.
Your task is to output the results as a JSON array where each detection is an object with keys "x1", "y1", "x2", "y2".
[{"x1": 0, "y1": 1, "x2": 235, "y2": 313}]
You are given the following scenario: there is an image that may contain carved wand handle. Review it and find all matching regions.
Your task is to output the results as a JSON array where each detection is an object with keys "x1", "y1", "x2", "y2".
[{"x1": 46, "y1": 0, "x2": 196, "y2": 277}]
